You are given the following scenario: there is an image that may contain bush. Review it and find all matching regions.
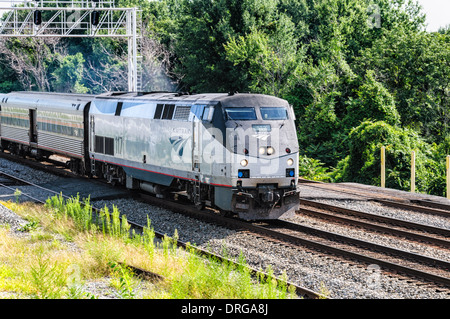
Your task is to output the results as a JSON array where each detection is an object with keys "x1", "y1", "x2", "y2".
[
  {"x1": 337, "y1": 120, "x2": 441, "y2": 193},
  {"x1": 298, "y1": 155, "x2": 333, "y2": 182}
]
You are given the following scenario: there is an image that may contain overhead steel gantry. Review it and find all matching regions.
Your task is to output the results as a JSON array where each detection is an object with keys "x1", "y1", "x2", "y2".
[{"x1": 0, "y1": 0, "x2": 141, "y2": 92}]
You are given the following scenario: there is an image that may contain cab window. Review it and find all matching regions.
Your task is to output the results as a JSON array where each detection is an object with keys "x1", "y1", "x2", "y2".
[
  {"x1": 225, "y1": 107, "x2": 257, "y2": 120},
  {"x1": 260, "y1": 107, "x2": 288, "y2": 120}
]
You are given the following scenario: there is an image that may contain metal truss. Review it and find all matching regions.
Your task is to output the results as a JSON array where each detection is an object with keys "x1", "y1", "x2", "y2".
[{"x1": 0, "y1": 0, "x2": 141, "y2": 91}]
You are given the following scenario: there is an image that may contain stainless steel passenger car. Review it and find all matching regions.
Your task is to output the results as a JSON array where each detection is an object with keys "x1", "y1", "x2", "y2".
[
  {"x1": 0, "y1": 92, "x2": 91, "y2": 172},
  {"x1": 0, "y1": 91, "x2": 300, "y2": 220}
]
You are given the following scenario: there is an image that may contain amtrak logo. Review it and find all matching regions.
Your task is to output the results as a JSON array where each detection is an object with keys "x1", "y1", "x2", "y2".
[{"x1": 169, "y1": 136, "x2": 190, "y2": 157}]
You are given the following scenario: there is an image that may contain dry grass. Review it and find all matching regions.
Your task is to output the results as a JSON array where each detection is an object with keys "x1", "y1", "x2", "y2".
[{"x1": 0, "y1": 196, "x2": 298, "y2": 299}]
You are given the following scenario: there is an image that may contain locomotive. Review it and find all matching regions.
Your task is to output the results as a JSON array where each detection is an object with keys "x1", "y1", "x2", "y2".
[{"x1": 0, "y1": 91, "x2": 299, "y2": 220}]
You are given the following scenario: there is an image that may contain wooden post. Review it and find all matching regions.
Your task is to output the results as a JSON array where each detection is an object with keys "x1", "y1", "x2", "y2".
[
  {"x1": 410, "y1": 151, "x2": 415, "y2": 193},
  {"x1": 447, "y1": 155, "x2": 450, "y2": 199},
  {"x1": 381, "y1": 146, "x2": 385, "y2": 188}
]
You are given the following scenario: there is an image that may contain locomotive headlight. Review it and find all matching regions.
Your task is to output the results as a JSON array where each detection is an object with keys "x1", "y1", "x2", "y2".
[
  {"x1": 287, "y1": 158, "x2": 294, "y2": 166},
  {"x1": 240, "y1": 159, "x2": 248, "y2": 167},
  {"x1": 266, "y1": 147, "x2": 275, "y2": 155},
  {"x1": 259, "y1": 147, "x2": 266, "y2": 155}
]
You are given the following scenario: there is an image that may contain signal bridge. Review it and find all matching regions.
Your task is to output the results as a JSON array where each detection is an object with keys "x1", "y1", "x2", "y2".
[{"x1": 0, "y1": 0, "x2": 141, "y2": 92}]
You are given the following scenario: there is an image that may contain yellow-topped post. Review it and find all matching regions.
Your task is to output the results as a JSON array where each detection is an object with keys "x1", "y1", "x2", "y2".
[
  {"x1": 447, "y1": 155, "x2": 450, "y2": 199},
  {"x1": 381, "y1": 146, "x2": 385, "y2": 188},
  {"x1": 411, "y1": 151, "x2": 415, "y2": 193}
]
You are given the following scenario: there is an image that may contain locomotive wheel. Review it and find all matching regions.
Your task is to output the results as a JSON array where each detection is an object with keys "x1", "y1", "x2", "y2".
[
  {"x1": 194, "y1": 201, "x2": 205, "y2": 210},
  {"x1": 219, "y1": 209, "x2": 233, "y2": 218}
]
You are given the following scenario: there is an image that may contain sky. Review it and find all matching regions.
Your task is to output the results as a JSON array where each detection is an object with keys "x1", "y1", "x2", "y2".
[{"x1": 416, "y1": 0, "x2": 450, "y2": 32}]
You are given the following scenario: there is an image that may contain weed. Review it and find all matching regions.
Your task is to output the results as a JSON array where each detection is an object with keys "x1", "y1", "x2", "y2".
[
  {"x1": 2, "y1": 195, "x2": 299, "y2": 299},
  {"x1": 109, "y1": 262, "x2": 138, "y2": 299},
  {"x1": 14, "y1": 189, "x2": 21, "y2": 203},
  {"x1": 142, "y1": 217, "x2": 156, "y2": 260},
  {"x1": 29, "y1": 249, "x2": 67, "y2": 299},
  {"x1": 318, "y1": 282, "x2": 331, "y2": 299},
  {"x1": 17, "y1": 221, "x2": 39, "y2": 232},
  {"x1": 66, "y1": 284, "x2": 97, "y2": 299}
]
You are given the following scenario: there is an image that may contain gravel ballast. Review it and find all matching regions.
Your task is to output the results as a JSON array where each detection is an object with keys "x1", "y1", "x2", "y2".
[{"x1": 0, "y1": 157, "x2": 449, "y2": 299}]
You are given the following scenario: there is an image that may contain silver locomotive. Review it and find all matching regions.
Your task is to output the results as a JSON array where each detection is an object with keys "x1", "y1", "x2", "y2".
[{"x1": 0, "y1": 91, "x2": 299, "y2": 220}]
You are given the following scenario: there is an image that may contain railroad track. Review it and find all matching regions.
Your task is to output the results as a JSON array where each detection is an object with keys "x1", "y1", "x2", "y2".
[
  {"x1": 293, "y1": 180, "x2": 450, "y2": 289},
  {"x1": 0, "y1": 169, "x2": 322, "y2": 299},
  {"x1": 1, "y1": 152, "x2": 449, "y2": 297},
  {"x1": 0, "y1": 171, "x2": 58, "y2": 202},
  {"x1": 300, "y1": 199, "x2": 450, "y2": 248},
  {"x1": 298, "y1": 178, "x2": 450, "y2": 218},
  {"x1": 139, "y1": 193, "x2": 450, "y2": 292},
  {"x1": 261, "y1": 219, "x2": 450, "y2": 289},
  {"x1": 0, "y1": 151, "x2": 76, "y2": 179}
]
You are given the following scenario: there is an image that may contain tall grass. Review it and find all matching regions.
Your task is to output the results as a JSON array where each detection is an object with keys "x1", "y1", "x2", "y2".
[{"x1": 0, "y1": 194, "x2": 299, "y2": 299}]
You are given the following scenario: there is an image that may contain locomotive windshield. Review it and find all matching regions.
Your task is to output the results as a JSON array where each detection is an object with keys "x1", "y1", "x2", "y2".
[
  {"x1": 225, "y1": 107, "x2": 257, "y2": 120},
  {"x1": 260, "y1": 107, "x2": 288, "y2": 120}
]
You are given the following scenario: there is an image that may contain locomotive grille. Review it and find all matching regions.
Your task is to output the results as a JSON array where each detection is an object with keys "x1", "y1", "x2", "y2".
[{"x1": 173, "y1": 106, "x2": 191, "y2": 121}]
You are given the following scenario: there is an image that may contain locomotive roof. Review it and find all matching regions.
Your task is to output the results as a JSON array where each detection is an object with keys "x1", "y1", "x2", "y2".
[
  {"x1": 97, "y1": 92, "x2": 228, "y2": 104},
  {"x1": 96, "y1": 92, "x2": 288, "y2": 107},
  {"x1": 1, "y1": 91, "x2": 289, "y2": 110}
]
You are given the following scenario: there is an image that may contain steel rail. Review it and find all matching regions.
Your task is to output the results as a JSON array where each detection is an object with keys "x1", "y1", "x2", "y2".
[
  {"x1": 299, "y1": 179, "x2": 450, "y2": 217},
  {"x1": 300, "y1": 199, "x2": 450, "y2": 246},
  {"x1": 260, "y1": 220, "x2": 450, "y2": 288},
  {"x1": 0, "y1": 169, "x2": 323, "y2": 299},
  {"x1": 374, "y1": 198, "x2": 450, "y2": 218},
  {"x1": 139, "y1": 194, "x2": 450, "y2": 289}
]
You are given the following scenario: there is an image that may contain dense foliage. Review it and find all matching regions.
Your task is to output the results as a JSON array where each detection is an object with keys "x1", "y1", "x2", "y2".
[{"x1": 0, "y1": 0, "x2": 449, "y2": 196}]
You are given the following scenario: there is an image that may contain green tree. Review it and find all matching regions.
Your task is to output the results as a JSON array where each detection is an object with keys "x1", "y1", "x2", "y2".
[
  {"x1": 224, "y1": 14, "x2": 305, "y2": 96},
  {"x1": 0, "y1": 37, "x2": 62, "y2": 91},
  {"x1": 0, "y1": 64, "x2": 22, "y2": 93},
  {"x1": 171, "y1": 0, "x2": 244, "y2": 92},
  {"x1": 344, "y1": 70, "x2": 400, "y2": 128},
  {"x1": 355, "y1": 29, "x2": 450, "y2": 142},
  {"x1": 172, "y1": 0, "x2": 305, "y2": 93},
  {"x1": 294, "y1": 60, "x2": 344, "y2": 166},
  {"x1": 81, "y1": 38, "x2": 129, "y2": 93},
  {"x1": 52, "y1": 53, "x2": 88, "y2": 93}
]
